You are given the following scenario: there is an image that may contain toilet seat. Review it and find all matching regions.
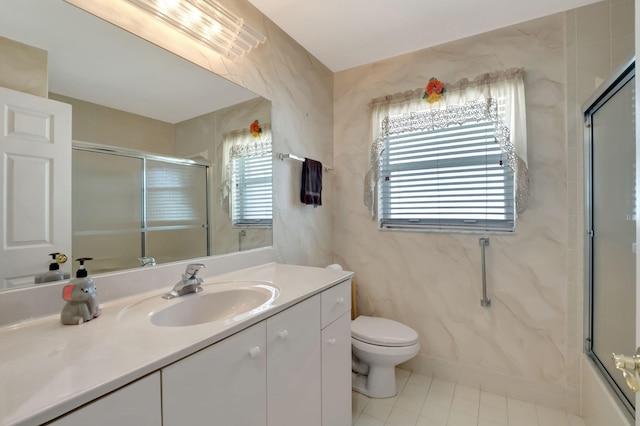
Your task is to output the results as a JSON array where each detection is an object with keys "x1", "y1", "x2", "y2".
[{"x1": 352, "y1": 315, "x2": 419, "y2": 347}]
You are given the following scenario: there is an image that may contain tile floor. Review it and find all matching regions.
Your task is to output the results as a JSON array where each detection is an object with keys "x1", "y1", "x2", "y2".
[{"x1": 352, "y1": 369, "x2": 585, "y2": 426}]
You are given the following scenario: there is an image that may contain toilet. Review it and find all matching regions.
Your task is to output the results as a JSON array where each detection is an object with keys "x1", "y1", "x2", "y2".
[{"x1": 351, "y1": 315, "x2": 420, "y2": 398}]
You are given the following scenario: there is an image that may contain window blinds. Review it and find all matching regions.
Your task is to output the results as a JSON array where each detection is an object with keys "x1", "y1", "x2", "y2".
[
  {"x1": 232, "y1": 152, "x2": 273, "y2": 226},
  {"x1": 380, "y1": 120, "x2": 515, "y2": 232}
]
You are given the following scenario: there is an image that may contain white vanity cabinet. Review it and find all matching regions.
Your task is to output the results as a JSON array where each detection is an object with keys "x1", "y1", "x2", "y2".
[
  {"x1": 266, "y1": 295, "x2": 322, "y2": 426},
  {"x1": 320, "y1": 280, "x2": 352, "y2": 426},
  {"x1": 160, "y1": 281, "x2": 352, "y2": 426},
  {"x1": 162, "y1": 322, "x2": 267, "y2": 426},
  {"x1": 47, "y1": 278, "x2": 352, "y2": 426},
  {"x1": 48, "y1": 373, "x2": 161, "y2": 426}
]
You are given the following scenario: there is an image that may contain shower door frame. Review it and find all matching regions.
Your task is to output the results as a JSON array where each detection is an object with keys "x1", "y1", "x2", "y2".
[
  {"x1": 584, "y1": 57, "x2": 636, "y2": 418},
  {"x1": 72, "y1": 141, "x2": 211, "y2": 266}
]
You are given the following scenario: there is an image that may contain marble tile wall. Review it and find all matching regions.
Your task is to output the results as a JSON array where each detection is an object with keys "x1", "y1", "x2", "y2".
[{"x1": 334, "y1": 13, "x2": 574, "y2": 412}]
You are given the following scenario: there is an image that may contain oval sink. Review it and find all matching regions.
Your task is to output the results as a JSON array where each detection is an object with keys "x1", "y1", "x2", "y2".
[
  {"x1": 152, "y1": 287, "x2": 275, "y2": 327},
  {"x1": 118, "y1": 281, "x2": 280, "y2": 327}
]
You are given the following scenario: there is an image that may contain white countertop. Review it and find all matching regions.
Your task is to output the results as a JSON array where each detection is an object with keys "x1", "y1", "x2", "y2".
[{"x1": 0, "y1": 263, "x2": 353, "y2": 426}]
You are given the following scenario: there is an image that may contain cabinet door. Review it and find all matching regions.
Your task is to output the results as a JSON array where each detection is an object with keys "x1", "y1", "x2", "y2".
[
  {"x1": 49, "y1": 373, "x2": 161, "y2": 426},
  {"x1": 267, "y1": 295, "x2": 321, "y2": 426},
  {"x1": 322, "y1": 312, "x2": 352, "y2": 426},
  {"x1": 162, "y1": 322, "x2": 266, "y2": 426}
]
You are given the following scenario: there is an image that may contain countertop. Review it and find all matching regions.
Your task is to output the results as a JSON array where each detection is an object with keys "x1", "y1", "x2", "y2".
[{"x1": 0, "y1": 262, "x2": 353, "y2": 426}]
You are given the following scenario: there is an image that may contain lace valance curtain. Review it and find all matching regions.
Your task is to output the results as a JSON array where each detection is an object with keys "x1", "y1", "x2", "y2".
[
  {"x1": 364, "y1": 68, "x2": 529, "y2": 218},
  {"x1": 221, "y1": 123, "x2": 272, "y2": 213}
]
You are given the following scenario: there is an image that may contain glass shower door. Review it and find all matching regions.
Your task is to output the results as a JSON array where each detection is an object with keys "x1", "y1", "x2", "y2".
[
  {"x1": 72, "y1": 149, "x2": 144, "y2": 273},
  {"x1": 145, "y1": 160, "x2": 209, "y2": 264},
  {"x1": 587, "y1": 63, "x2": 636, "y2": 413},
  {"x1": 72, "y1": 146, "x2": 210, "y2": 273}
]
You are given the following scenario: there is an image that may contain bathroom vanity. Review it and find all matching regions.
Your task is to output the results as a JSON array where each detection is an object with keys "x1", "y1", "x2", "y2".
[{"x1": 0, "y1": 260, "x2": 352, "y2": 426}]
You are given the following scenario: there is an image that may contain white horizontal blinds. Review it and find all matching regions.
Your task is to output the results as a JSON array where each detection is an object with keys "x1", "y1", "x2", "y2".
[
  {"x1": 380, "y1": 120, "x2": 515, "y2": 231},
  {"x1": 146, "y1": 161, "x2": 208, "y2": 226},
  {"x1": 232, "y1": 151, "x2": 273, "y2": 226}
]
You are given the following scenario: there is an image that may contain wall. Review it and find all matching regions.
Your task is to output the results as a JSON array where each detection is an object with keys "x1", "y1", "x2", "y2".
[
  {"x1": 175, "y1": 97, "x2": 273, "y2": 255},
  {"x1": 0, "y1": 36, "x2": 47, "y2": 97},
  {"x1": 335, "y1": 12, "x2": 572, "y2": 411},
  {"x1": 334, "y1": 0, "x2": 634, "y2": 416},
  {"x1": 49, "y1": 93, "x2": 175, "y2": 155}
]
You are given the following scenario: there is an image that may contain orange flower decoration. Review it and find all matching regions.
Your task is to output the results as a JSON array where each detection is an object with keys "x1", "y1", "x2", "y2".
[
  {"x1": 423, "y1": 77, "x2": 446, "y2": 104},
  {"x1": 250, "y1": 120, "x2": 262, "y2": 138}
]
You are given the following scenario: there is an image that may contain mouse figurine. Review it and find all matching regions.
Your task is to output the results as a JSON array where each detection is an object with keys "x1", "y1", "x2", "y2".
[{"x1": 60, "y1": 258, "x2": 101, "y2": 325}]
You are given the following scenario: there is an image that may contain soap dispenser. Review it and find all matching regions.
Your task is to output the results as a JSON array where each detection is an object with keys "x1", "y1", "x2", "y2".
[
  {"x1": 60, "y1": 258, "x2": 101, "y2": 325},
  {"x1": 34, "y1": 252, "x2": 71, "y2": 284}
]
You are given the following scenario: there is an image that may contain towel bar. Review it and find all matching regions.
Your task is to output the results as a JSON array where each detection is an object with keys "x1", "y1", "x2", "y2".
[{"x1": 277, "y1": 152, "x2": 333, "y2": 171}]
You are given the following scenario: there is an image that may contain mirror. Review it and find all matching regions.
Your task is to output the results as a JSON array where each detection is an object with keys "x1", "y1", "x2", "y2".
[{"x1": 0, "y1": 0, "x2": 272, "y2": 282}]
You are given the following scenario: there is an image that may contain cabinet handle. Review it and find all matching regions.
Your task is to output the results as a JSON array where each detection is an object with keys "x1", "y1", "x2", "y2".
[
  {"x1": 327, "y1": 338, "x2": 336, "y2": 345},
  {"x1": 278, "y1": 330, "x2": 289, "y2": 340},
  {"x1": 249, "y1": 346, "x2": 262, "y2": 358},
  {"x1": 336, "y1": 297, "x2": 345, "y2": 305}
]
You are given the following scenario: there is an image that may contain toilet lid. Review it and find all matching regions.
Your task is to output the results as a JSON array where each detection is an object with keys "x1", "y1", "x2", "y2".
[{"x1": 351, "y1": 316, "x2": 419, "y2": 347}]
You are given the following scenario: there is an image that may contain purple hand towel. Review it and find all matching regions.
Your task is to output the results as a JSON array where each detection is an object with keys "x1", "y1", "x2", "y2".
[{"x1": 300, "y1": 158, "x2": 322, "y2": 206}]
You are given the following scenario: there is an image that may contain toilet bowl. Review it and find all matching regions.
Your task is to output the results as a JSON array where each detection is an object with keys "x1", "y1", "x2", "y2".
[{"x1": 351, "y1": 315, "x2": 420, "y2": 398}]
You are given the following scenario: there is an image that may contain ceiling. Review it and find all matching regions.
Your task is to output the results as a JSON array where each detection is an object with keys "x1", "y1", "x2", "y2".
[
  {"x1": 248, "y1": 0, "x2": 602, "y2": 72},
  {"x1": 1, "y1": 0, "x2": 603, "y2": 121}
]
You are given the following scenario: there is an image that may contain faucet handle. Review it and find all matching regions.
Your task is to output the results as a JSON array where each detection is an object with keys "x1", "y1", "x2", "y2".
[{"x1": 184, "y1": 263, "x2": 206, "y2": 278}]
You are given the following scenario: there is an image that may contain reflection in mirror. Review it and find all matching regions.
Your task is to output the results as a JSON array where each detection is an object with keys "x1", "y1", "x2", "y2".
[{"x1": 0, "y1": 0, "x2": 272, "y2": 283}]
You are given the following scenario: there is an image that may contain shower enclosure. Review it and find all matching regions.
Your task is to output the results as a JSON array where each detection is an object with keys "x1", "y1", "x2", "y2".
[
  {"x1": 584, "y1": 59, "x2": 636, "y2": 416},
  {"x1": 72, "y1": 143, "x2": 210, "y2": 274}
]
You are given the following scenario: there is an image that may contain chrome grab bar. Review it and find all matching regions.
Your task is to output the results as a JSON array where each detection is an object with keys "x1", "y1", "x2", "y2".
[{"x1": 479, "y1": 237, "x2": 491, "y2": 308}]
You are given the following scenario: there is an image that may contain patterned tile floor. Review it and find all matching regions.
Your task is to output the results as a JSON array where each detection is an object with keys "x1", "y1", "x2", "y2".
[{"x1": 352, "y1": 369, "x2": 585, "y2": 426}]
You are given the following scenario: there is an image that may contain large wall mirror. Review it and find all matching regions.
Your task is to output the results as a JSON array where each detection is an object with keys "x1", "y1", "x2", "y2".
[{"x1": 0, "y1": 0, "x2": 273, "y2": 284}]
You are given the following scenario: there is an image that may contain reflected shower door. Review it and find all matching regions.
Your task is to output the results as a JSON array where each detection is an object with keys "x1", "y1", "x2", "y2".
[
  {"x1": 72, "y1": 149, "x2": 143, "y2": 273},
  {"x1": 72, "y1": 147, "x2": 210, "y2": 273},
  {"x1": 587, "y1": 65, "x2": 636, "y2": 412},
  {"x1": 145, "y1": 160, "x2": 209, "y2": 263}
]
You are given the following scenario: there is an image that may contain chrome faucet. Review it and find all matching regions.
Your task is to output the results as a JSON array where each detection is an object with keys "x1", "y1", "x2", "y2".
[
  {"x1": 139, "y1": 257, "x2": 156, "y2": 267},
  {"x1": 162, "y1": 263, "x2": 206, "y2": 300}
]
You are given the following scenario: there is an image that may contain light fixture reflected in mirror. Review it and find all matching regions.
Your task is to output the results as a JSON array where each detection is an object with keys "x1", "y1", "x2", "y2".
[{"x1": 125, "y1": 0, "x2": 266, "y2": 61}]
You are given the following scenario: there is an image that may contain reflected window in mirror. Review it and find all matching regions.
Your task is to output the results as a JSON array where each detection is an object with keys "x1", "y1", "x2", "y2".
[{"x1": 222, "y1": 124, "x2": 272, "y2": 227}]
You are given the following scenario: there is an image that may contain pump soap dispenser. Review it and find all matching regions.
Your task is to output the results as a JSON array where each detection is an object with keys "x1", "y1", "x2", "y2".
[
  {"x1": 60, "y1": 258, "x2": 101, "y2": 325},
  {"x1": 34, "y1": 252, "x2": 71, "y2": 284}
]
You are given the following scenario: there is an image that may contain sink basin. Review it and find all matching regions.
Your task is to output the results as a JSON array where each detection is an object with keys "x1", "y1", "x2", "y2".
[{"x1": 118, "y1": 281, "x2": 280, "y2": 327}]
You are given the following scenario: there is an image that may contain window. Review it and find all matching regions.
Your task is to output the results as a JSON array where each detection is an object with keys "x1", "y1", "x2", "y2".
[
  {"x1": 379, "y1": 119, "x2": 515, "y2": 232},
  {"x1": 232, "y1": 149, "x2": 273, "y2": 226},
  {"x1": 222, "y1": 123, "x2": 273, "y2": 228},
  {"x1": 365, "y1": 69, "x2": 528, "y2": 232},
  {"x1": 146, "y1": 161, "x2": 208, "y2": 224}
]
